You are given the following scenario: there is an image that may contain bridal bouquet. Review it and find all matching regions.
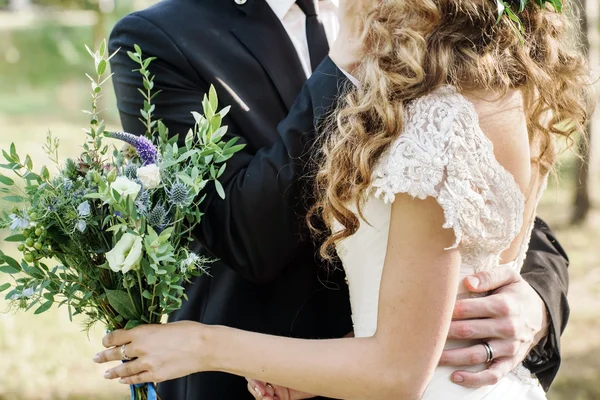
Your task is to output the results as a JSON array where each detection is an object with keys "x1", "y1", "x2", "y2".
[{"x1": 0, "y1": 41, "x2": 243, "y2": 400}]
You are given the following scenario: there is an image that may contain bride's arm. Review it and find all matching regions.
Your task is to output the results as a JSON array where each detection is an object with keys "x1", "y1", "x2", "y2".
[{"x1": 99, "y1": 194, "x2": 461, "y2": 400}]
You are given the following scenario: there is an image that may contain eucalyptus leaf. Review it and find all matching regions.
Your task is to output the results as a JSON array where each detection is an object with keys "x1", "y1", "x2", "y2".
[
  {"x1": 105, "y1": 289, "x2": 140, "y2": 320},
  {"x1": 34, "y1": 301, "x2": 53, "y2": 315},
  {"x1": 0, "y1": 265, "x2": 21, "y2": 275},
  {"x1": 1, "y1": 255, "x2": 21, "y2": 273},
  {"x1": 3, "y1": 195, "x2": 25, "y2": 203},
  {"x1": 4, "y1": 234, "x2": 26, "y2": 242},
  {"x1": 124, "y1": 319, "x2": 142, "y2": 330},
  {"x1": 215, "y1": 180, "x2": 225, "y2": 200},
  {"x1": 209, "y1": 85, "x2": 218, "y2": 114},
  {"x1": 97, "y1": 60, "x2": 108, "y2": 76},
  {"x1": 0, "y1": 175, "x2": 14, "y2": 185}
]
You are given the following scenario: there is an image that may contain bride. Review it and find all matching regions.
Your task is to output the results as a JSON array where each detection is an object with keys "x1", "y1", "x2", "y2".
[{"x1": 95, "y1": 0, "x2": 594, "y2": 398}]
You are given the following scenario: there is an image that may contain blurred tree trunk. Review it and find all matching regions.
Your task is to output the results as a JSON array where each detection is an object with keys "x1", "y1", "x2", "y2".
[{"x1": 572, "y1": 0, "x2": 592, "y2": 225}]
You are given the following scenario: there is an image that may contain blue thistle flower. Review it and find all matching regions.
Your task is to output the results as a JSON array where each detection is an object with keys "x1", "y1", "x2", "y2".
[
  {"x1": 63, "y1": 178, "x2": 73, "y2": 191},
  {"x1": 124, "y1": 163, "x2": 138, "y2": 180},
  {"x1": 147, "y1": 203, "x2": 168, "y2": 229},
  {"x1": 135, "y1": 190, "x2": 151, "y2": 216},
  {"x1": 108, "y1": 132, "x2": 158, "y2": 165},
  {"x1": 167, "y1": 183, "x2": 192, "y2": 207}
]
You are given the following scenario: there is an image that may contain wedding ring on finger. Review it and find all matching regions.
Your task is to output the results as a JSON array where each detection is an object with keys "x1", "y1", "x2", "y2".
[
  {"x1": 482, "y1": 342, "x2": 494, "y2": 363},
  {"x1": 121, "y1": 344, "x2": 132, "y2": 361}
]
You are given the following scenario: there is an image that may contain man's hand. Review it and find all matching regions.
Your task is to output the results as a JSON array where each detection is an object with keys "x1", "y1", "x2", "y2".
[
  {"x1": 440, "y1": 268, "x2": 549, "y2": 388},
  {"x1": 247, "y1": 378, "x2": 315, "y2": 400}
]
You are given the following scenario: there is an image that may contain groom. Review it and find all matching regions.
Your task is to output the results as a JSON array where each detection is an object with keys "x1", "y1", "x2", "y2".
[{"x1": 109, "y1": 0, "x2": 570, "y2": 398}]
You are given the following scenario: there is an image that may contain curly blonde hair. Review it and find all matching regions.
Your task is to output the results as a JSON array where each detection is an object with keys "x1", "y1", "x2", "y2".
[{"x1": 309, "y1": 0, "x2": 596, "y2": 259}]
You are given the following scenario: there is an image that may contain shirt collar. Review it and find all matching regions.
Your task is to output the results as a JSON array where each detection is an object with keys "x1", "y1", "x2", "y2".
[{"x1": 266, "y1": 0, "x2": 339, "y2": 21}]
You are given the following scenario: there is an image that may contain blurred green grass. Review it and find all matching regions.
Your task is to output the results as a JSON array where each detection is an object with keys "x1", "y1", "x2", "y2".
[
  {"x1": 0, "y1": 10, "x2": 599, "y2": 400},
  {"x1": 0, "y1": 19, "x2": 120, "y2": 120}
]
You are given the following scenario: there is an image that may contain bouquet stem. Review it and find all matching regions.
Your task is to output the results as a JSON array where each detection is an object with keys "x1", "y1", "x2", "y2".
[{"x1": 132, "y1": 383, "x2": 161, "y2": 400}]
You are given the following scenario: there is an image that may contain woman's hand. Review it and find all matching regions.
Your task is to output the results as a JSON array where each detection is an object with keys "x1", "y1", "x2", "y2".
[
  {"x1": 247, "y1": 378, "x2": 315, "y2": 400},
  {"x1": 94, "y1": 321, "x2": 207, "y2": 385},
  {"x1": 330, "y1": 0, "x2": 379, "y2": 72}
]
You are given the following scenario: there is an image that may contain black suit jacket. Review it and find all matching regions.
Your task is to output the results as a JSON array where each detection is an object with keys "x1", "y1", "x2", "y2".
[{"x1": 109, "y1": 0, "x2": 569, "y2": 397}]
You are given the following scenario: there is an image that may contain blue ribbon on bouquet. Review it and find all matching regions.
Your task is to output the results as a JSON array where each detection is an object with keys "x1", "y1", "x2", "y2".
[
  {"x1": 130, "y1": 381, "x2": 157, "y2": 400},
  {"x1": 105, "y1": 331, "x2": 158, "y2": 400},
  {"x1": 121, "y1": 360, "x2": 157, "y2": 400}
]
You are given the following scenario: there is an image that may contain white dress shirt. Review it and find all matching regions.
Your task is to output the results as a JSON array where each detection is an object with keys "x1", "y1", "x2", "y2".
[{"x1": 266, "y1": 0, "x2": 339, "y2": 78}]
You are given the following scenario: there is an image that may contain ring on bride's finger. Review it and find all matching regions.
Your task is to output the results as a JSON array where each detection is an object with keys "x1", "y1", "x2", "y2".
[
  {"x1": 121, "y1": 344, "x2": 132, "y2": 361},
  {"x1": 482, "y1": 342, "x2": 494, "y2": 363}
]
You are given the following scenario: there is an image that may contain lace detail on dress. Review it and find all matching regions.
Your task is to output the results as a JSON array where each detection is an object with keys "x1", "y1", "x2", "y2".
[
  {"x1": 511, "y1": 363, "x2": 544, "y2": 386},
  {"x1": 372, "y1": 86, "x2": 525, "y2": 271}
]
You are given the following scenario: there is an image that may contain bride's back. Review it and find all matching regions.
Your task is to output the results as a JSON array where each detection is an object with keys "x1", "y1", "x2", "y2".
[{"x1": 465, "y1": 89, "x2": 544, "y2": 265}]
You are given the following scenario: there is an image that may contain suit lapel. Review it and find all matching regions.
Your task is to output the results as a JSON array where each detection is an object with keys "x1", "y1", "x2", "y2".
[{"x1": 231, "y1": 0, "x2": 307, "y2": 111}]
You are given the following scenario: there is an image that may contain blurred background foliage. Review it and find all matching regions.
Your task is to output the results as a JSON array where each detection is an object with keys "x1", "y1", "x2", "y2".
[{"x1": 0, "y1": 0, "x2": 599, "y2": 399}]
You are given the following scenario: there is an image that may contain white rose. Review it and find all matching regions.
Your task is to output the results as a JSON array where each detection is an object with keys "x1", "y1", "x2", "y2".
[
  {"x1": 136, "y1": 164, "x2": 161, "y2": 189},
  {"x1": 105, "y1": 233, "x2": 144, "y2": 274},
  {"x1": 111, "y1": 176, "x2": 142, "y2": 199}
]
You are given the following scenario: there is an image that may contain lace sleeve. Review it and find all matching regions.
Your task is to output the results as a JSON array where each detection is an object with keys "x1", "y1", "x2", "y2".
[{"x1": 372, "y1": 86, "x2": 524, "y2": 256}]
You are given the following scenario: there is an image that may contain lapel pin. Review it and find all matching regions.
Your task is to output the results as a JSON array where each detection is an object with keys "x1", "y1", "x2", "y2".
[{"x1": 234, "y1": 0, "x2": 247, "y2": 4}]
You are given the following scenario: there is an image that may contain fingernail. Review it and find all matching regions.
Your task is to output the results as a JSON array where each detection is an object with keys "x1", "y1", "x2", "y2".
[
  {"x1": 453, "y1": 374, "x2": 464, "y2": 383},
  {"x1": 467, "y1": 276, "x2": 479, "y2": 289},
  {"x1": 104, "y1": 371, "x2": 111, "y2": 379},
  {"x1": 254, "y1": 386, "x2": 263, "y2": 398},
  {"x1": 93, "y1": 354, "x2": 100, "y2": 363}
]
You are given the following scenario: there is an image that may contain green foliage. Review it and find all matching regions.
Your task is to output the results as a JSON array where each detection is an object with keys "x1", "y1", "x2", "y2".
[
  {"x1": 0, "y1": 40, "x2": 243, "y2": 333},
  {"x1": 31, "y1": 0, "x2": 97, "y2": 9}
]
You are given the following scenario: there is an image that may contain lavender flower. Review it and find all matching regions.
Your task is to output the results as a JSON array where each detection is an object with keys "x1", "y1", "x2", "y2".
[
  {"x1": 108, "y1": 132, "x2": 158, "y2": 165},
  {"x1": 9, "y1": 214, "x2": 29, "y2": 230}
]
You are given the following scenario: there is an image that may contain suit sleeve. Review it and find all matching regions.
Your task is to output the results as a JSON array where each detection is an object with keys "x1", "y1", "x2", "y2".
[
  {"x1": 521, "y1": 218, "x2": 570, "y2": 391},
  {"x1": 109, "y1": 14, "x2": 349, "y2": 284}
]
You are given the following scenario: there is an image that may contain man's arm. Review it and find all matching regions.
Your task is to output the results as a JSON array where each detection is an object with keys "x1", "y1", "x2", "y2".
[
  {"x1": 520, "y1": 217, "x2": 569, "y2": 391},
  {"x1": 109, "y1": 14, "x2": 349, "y2": 284}
]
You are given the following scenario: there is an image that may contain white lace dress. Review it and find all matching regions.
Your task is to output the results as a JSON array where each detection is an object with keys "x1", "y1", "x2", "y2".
[{"x1": 334, "y1": 86, "x2": 547, "y2": 399}]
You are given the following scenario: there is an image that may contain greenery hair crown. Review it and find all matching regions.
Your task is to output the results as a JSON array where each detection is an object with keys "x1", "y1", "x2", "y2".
[{"x1": 496, "y1": 0, "x2": 563, "y2": 39}]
